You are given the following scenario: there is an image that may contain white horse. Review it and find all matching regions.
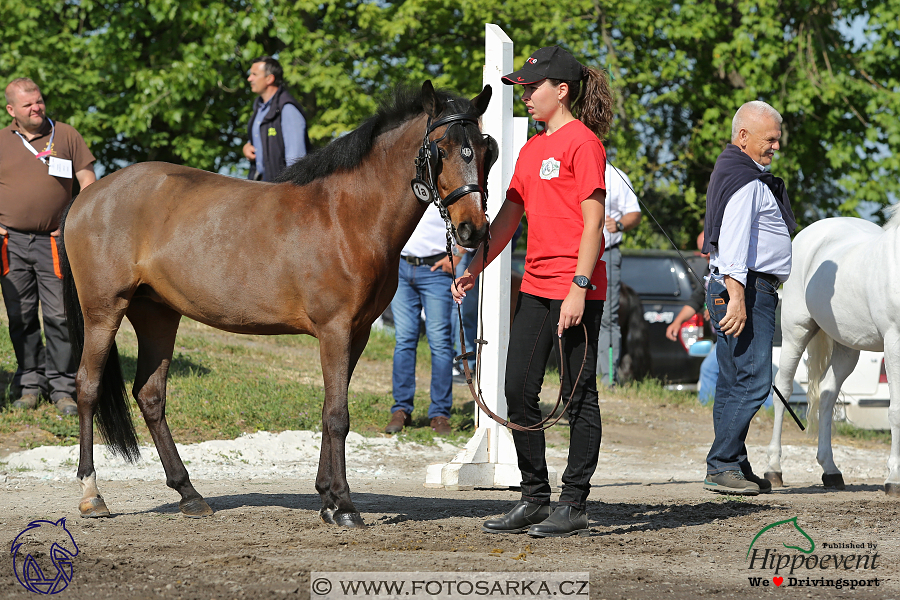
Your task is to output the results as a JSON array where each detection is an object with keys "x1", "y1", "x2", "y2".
[{"x1": 764, "y1": 210, "x2": 900, "y2": 496}]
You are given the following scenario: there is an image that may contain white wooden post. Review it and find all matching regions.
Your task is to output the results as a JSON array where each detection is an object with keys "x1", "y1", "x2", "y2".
[{"x1": 425, "y1": 24, "x2": 557, "y2": 490}]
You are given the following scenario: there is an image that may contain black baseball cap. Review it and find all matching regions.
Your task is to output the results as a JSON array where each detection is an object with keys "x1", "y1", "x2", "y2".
[{"x1": 501, "y1": 46, "x2": 584, "y2": 86}]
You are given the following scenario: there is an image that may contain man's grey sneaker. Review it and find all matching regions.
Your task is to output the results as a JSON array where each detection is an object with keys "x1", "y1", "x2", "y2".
[
  {"x1": 743, "y1": 471, "x2": 772, "y2": 493},
  {"x1": 704, "y1": 470, "x2": 760, "y2": 496},
  {"x1": 54, "y1": 397, "x2": 78, "y2": 416},
  {"x1": 11, "y1": 394, "x2": 39, "y2": 410}
]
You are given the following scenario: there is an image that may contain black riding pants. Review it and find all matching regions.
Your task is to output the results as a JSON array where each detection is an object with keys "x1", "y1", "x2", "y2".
[
  {"x1": 505, "y1": 292, "x2": 604, "y2": 508},
  {"x1": 0, "y1": 228, "x2": 76, "y2": 400}
]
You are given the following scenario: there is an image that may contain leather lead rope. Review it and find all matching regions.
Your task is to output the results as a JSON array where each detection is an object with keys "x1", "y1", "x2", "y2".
[{"x1": 449, "y1": 241, "x2": 590, "y2": 433}]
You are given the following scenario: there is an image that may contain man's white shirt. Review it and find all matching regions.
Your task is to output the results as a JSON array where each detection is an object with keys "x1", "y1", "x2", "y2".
[
  {"x1": 710, "y1": 163, "x2": 792, "y2": 286},
  {"x1": 603, "y1": 164, "x2": 640, "y2": 249}
]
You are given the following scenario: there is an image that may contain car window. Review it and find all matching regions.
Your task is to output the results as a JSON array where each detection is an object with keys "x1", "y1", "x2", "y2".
[{"x1": 621, "y1": 257, "x2": 682, "y2": 297}]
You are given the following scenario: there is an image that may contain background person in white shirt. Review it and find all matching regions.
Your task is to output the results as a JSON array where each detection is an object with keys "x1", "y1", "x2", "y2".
[
  {"x1": 597, "y1": 163, "x2": 641, "y2": 385},
  {"x1": 701, "y1": 100, "x2": 796, "y2": 496},
  {"x1": 384, "y1": 204, "x2": 459, "y2": 436}
]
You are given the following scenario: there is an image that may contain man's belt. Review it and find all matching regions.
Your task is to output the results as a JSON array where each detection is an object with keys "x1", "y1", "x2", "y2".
[
  {"x1": 401, "y1": 253, "x2": 445, "y2": 267},
  {"x1": 712, "y1": 268, "x2": 780, "y2": 287}
]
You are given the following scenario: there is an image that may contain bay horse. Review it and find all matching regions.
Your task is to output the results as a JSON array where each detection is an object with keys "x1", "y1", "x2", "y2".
[
  {"x1": 61, "y1": 82, "x2": 493, "y2": 527},
  {"x1": 764, "y1": 211, "x2": 900, "y2": 496}
]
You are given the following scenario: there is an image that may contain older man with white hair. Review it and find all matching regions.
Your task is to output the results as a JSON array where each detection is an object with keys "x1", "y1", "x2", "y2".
[{"x1": 701, "y1": 101, "x2": 796, "y2": 495}]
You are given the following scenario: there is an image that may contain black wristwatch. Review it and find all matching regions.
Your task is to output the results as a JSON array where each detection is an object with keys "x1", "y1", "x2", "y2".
[
  {"x1": 615, "y1": 220, "x2": 625, "y2": 232},
  {"x1": 573, "y1": 275, "x2": 596, "y2": 290}
]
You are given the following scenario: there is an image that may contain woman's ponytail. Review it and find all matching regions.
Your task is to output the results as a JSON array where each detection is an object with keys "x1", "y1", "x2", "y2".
[{"x1": 572, "y1": 66, "x2": 614, "y2": 140}]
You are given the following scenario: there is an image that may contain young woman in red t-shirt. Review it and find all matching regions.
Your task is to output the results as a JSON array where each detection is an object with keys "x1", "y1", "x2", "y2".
[{"x1": 452, "y1": 46, "x2": 614, "y2": 537}]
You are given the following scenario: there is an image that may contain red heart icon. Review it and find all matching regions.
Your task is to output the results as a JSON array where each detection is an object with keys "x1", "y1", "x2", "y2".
[{"x1": 773, "y1": 577, "x2": 783, "y2": 586}]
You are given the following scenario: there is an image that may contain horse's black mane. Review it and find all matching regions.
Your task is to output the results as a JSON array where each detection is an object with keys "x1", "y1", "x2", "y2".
[{"x1": 276, "y1": 85, "x2": 473, "y2": 186}]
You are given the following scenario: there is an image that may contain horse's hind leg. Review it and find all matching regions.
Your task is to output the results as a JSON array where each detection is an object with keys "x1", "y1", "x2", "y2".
[
  {"x1": 816, "y1": 343, "x2": 859, "y2": 490},
  {"x1": 77, "y1": 317, "x2": 126, "y2": 518},
  {"x1": 765, "y1": 317, "x2": 818, "y2": 488},
  {"x1": 882, "y1": 333, "x2": 900, "y2": 496},
  {"x1": 316, "y1": 325, "x2": 369, "y2": 528},
  {"x1": 128, "y1": 299, "x2": 212, "y2": 517}
]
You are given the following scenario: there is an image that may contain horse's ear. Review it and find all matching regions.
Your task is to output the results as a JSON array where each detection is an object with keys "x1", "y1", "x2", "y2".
[
  {"x1": 421, "y1": 81, "x2": 439, "y2": 118},
  {"x1": 470, "y1": 85, "x2": 492, "y2": 117}
]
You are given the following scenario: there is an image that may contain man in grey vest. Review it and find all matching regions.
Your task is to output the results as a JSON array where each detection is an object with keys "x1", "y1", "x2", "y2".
[{"x1": 243, "y1": 56, "x2": 310, "y2": 182}]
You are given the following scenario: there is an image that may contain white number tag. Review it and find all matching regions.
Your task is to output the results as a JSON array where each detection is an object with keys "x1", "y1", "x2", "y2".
[{"x1": 48, "y1": 157, "x2": 73, "y2": 179}]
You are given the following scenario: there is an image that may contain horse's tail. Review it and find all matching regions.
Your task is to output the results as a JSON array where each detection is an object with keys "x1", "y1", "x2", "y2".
[
  {"x1": 804, "y1": 329, "x2": 834, "y2": 436},
  {"x1": 60, "y1": 205, "x2": 141, "y2": 463},
  {"x1": 619, "y1": 283, "x2": 652, "y2": 381}
]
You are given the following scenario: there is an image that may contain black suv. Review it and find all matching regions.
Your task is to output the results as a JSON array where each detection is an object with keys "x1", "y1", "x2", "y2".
[{"x1": 620, "y1": 249, "x2": 708, "y2": 386}]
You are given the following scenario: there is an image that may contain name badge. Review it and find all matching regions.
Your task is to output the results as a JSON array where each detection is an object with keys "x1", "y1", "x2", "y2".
[{"x1": 48, "y1": 157, "x2": 73, "y2": 179}]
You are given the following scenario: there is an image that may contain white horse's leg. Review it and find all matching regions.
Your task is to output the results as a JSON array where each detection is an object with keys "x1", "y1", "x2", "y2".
[
  {"x1": 765, "y1": 319, "x2": 818, "y2": 488},
  {"x1": 816, "y1": 343, "x2": 859, "y2": 490},
  {"x1": 883, "y1": 334, "x2": 900, "y2": 496}
]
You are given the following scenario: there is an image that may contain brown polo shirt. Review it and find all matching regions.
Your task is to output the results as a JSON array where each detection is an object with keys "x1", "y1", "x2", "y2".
[{"x1": 0, "y1": 118, "x2": 95, "y2": 232}]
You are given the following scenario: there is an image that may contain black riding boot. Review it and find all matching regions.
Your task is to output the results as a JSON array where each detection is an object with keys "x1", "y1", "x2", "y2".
[{"x1": 482, "y1": 500, "x2": 551, "y2": 534}]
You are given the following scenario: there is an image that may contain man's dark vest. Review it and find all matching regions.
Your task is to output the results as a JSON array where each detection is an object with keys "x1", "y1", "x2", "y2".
[
  {"x1": 247, "y1": 87, "x2": 311, "y2": 182},
  {"x1": 702, "y1": 143, "x2": 796, "y2": 254}
]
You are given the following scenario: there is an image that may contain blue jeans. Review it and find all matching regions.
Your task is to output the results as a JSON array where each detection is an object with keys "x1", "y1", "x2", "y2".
[
  {"x1": 390, "y1": 260, "x2": 454, "y2": 419},
  {"x1": 705, "y1": 272, "x2": 778, "y2": 475},
  {"x1": 698, "y1": 343, "x2": 773, "y2": 408}
]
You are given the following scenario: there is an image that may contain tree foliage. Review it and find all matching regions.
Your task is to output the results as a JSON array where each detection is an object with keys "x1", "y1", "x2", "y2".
[{"x1": 2, "y1": 0, "x2": 898, "y2": 246}]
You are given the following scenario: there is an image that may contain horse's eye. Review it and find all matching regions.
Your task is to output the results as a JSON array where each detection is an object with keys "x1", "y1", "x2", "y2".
[{"x1": 439, "y1": 148, "x2": 446, "y2": 158}]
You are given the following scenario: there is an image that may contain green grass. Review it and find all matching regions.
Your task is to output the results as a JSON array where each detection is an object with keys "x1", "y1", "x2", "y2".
[
  {"x1": 0, "y1": 319, "x2": 452, "y2": 448},
  {"x1": 0, "y1": 319, "x2": 890, "y2": 450}
]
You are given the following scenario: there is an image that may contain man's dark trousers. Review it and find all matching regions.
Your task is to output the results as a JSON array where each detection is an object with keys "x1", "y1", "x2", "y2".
[
  {"x1": 1, "y1": 229, "x2": 76, "y2": 401},
  {"x1": 705, "y1": 271, "x2": 778, "y2": 475}
]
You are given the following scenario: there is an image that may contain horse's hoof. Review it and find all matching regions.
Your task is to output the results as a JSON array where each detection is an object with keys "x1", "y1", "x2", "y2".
[
  {"x1": 822, "y1": 473, "x2": 845, "y2": 490},
  {"x1": 180, "y1": 497, "x2": 213, "y2": 518},
  {"x1": 79, "y1": 496, "x2": 111, "y2": 518},
  {"x1": 333, "y1": 511, "x2": 367, "y2": 529},
  {"x1": 885, "y1": 483, "x2": 900, "y2": 497},
  {"x1": 764, "y1": 472, "x2": 783, "y2": 488}
]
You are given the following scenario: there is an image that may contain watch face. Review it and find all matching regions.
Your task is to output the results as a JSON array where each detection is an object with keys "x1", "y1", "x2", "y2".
[{"x1": 574, "y1": 275, "x2": 589, "y2": 288}]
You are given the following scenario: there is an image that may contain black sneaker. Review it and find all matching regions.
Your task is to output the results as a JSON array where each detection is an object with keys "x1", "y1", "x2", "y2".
[
  {"x1": 743, "y1": 471, "x2": 772, "y2": 493},
  {"x1": 703, "y1": 470, "x2": 760, "y2": 496}
]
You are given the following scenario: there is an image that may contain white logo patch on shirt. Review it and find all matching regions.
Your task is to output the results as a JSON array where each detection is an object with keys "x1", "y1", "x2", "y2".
[{"x1": 539, "y1": 157, "x2": 560, "y2": 180}]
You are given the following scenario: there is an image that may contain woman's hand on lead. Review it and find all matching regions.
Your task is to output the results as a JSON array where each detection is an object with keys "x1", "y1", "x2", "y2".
[
  {"x1": 558, "y1": 291, "x2": 586, "y2": 337},
  {"x1": 452, "y1": 273, "x2": 475, "y2": 304}
]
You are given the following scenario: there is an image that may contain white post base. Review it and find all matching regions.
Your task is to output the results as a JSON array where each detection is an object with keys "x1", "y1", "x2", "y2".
[{"x1": 424, "y1": 427, "x2": 558, "y2": 490}]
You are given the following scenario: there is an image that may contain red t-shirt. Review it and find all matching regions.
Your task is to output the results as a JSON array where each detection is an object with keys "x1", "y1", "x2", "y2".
[{"x1": 507, "y1": 120, "x2": 607, "y2": 300}]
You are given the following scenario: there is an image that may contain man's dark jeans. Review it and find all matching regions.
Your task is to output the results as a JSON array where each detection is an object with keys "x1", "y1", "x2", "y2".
[
  {"x1": 505, "y1": 293, "x2": 604, "y2": 508},
  {"x1": 705, "y1": 271, "x2": 778, "y2": 475}
]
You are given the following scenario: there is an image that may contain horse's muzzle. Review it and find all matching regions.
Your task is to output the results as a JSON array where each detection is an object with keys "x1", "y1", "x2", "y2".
[{"x1": 455, "y1": 220, "x2": 489, "y2": 249}]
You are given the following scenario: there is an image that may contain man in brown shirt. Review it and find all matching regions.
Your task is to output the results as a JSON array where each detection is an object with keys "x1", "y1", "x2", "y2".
[{"x1": 1, "y1": 77, "x2": 96, "y2": 415}]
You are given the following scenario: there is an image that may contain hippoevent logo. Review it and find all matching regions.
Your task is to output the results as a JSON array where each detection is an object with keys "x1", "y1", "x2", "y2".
[
  {"x1": 11, "y1": 518, "x2": 79, "y2": 594},
  {"x1": 746, "y1": 517, "x2": 882, "y2": 590}
]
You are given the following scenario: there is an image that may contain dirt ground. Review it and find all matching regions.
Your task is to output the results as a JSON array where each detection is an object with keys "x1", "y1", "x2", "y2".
[{"x1": 2, "y1": 383, "x2": 898, "y2": 600}]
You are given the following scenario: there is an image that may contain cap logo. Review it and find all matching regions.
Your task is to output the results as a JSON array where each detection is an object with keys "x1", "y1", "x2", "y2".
[
  {"x1": 517, "y1": 77, "x2": 524, "y2": 81},
  {"x1": 527, "y1": 58, "x2": 538, "y2": 64}
]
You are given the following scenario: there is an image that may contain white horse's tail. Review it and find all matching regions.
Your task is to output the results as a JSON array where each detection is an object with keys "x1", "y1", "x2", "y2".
[{"x1": 805, "y1": 329, "x2": 834, "y2": 436}]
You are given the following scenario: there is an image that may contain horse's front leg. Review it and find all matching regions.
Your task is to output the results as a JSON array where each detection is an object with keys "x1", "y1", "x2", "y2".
[
  {"x1": 316, "y1": 325, "x2": 370, "y2": 528},
  {"x1": 816, "y1": 344, "x2": 858, "y2": 490}
]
